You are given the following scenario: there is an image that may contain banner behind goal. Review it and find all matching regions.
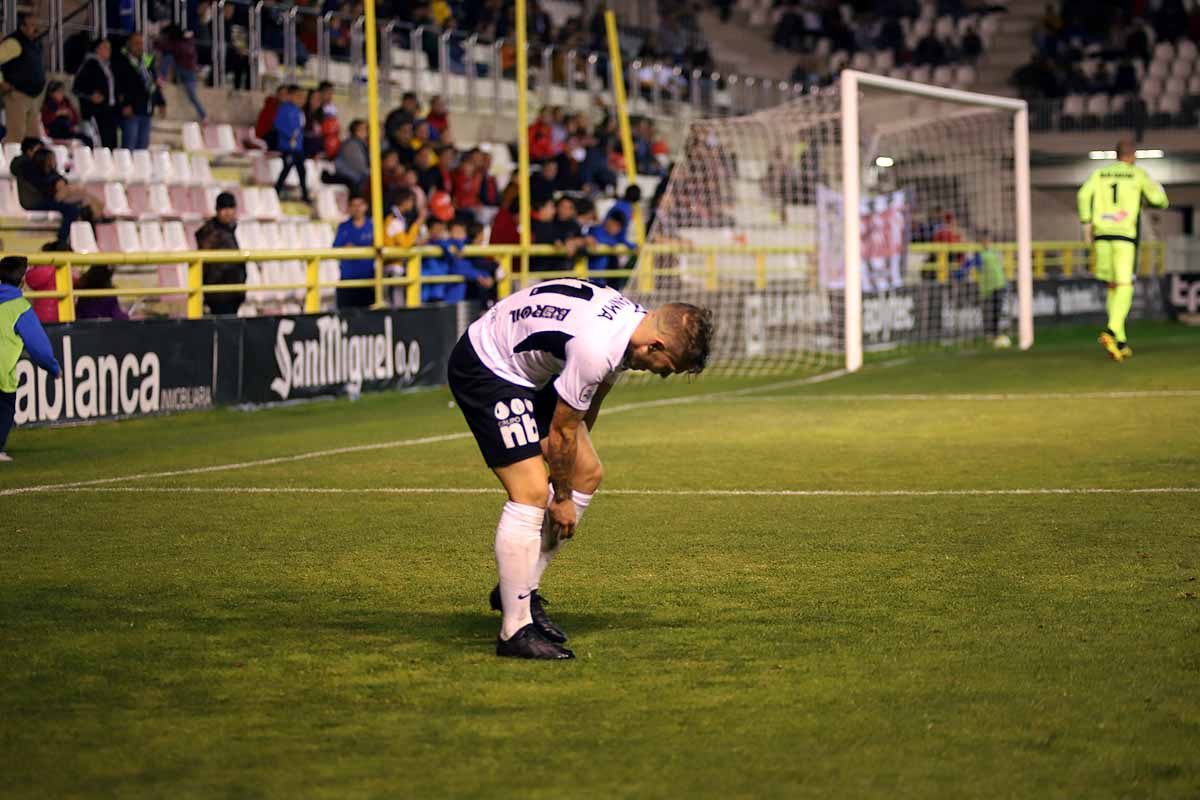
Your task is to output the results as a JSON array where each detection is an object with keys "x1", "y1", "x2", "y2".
[{"x1": 624, "y1": 70, "x2": 1032, "y2": 376}]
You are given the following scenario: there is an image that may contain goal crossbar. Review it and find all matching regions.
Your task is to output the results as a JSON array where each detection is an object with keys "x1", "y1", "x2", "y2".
[{"x1": 839, "y1": 70, "x2": 1033, "y2": 371}]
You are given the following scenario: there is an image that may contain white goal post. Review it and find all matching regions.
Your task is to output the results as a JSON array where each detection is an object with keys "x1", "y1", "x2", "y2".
[{"x1": 840, "y1": 70, "x2": 1033, "y2": 371}]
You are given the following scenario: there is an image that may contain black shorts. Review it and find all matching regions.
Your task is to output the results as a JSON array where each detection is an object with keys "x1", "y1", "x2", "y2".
[{"x1": 447, "y1": 332, "x2": 559, "y2": 469}]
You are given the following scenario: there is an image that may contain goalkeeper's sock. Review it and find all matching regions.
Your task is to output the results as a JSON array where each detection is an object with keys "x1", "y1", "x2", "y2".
[
  {"x1": 1108, "y1": 284, "x2": 1134, "y2": 343},
  {"x1": 532, "y1": 488, "x2": 593, "y2": 589},
  {"x1": 1105, "y1": 287, "x2": 1116, "y2": 325},
  {"x1": 494, "y1": 500, "x2": 544, "y2": 640}
]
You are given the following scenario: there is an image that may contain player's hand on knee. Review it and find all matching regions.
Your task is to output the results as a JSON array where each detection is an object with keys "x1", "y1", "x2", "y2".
[{"x1": 549, "y1": 496, "x2": 577, "y2": 540}]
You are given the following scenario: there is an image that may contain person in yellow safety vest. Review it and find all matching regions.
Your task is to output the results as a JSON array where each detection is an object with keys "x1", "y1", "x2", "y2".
[{"x1": 1076, "y1": 138, "x2": 1168, "y2": 362}]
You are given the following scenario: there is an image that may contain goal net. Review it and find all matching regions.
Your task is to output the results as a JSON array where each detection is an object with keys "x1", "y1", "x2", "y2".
[{"x1": 624, "y1": 70, "x2": 1031, "y2": 377}]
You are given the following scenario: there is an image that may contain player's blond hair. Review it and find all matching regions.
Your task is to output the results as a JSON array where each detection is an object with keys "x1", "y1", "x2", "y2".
[{"x1": 657, "y1": 303, "x2": 715, "y2": 374}]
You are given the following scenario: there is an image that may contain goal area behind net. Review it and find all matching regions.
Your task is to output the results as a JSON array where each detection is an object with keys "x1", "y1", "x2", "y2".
[{"x1": 624, "y1": 70, "x2": 1032, "y2": 377}]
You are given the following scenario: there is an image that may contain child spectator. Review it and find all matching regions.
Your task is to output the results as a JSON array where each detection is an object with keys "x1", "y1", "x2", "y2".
[
  {"x1": 585, "y1": 209, "x2": 633, "y2": 288},
  {"x1": 326, "y1": 118, "x2": 369, "y2": 192},
  {"x1": 41, "y1": 80, "x2": 92, "y2": 145},
  {"x1": 442, "y1": 219, "x2": 494, "y2": 303},
  {"x1": 383, "y1": 187, "x2": 425, "y2": 250},
  {"x1": 75, "y1": 265, "x2": 129, "y2": 320},
  {"x1": 333, "y1": 194, "x2": 376, "y2": 309},
  {"x1": 0, "y1": 255, "x2": 62, "y2": 461},
  {"x1": 272, "y1": 85, "x2": 310, "y2": 203}
]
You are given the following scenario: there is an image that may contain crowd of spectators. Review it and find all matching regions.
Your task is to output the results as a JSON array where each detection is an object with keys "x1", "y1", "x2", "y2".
[
  {"x1": 1013, "y1": 0, "x2": 1200, "y2": 100},
  {"x1": 245, "y1": 86, "x2": 661, "y2": 309}
]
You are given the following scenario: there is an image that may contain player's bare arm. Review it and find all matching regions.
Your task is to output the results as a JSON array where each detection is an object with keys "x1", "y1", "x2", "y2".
[
  {"x1": 546, "y1": 400, "x2": 585, "y2": 540},
  {"x1": 583, "y1": 381, "x2": 614, "y2": 431}
]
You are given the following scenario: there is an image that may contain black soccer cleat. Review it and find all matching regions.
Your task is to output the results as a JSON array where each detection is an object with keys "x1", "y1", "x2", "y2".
[
  {"x1": 496, "y1": 624, "x2": 575, "y2": 660},
  {"x1": 489, "y1": 585, "x2": 567, "y2": 643}
]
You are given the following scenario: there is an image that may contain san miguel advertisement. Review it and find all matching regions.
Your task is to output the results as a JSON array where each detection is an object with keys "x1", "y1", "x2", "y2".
[
  {"x1": 14, "y1": 307, "x2": 457, "y2": 427},
  {"x1": 240, "y1": 307, "x2": 457, "y2": 404}
]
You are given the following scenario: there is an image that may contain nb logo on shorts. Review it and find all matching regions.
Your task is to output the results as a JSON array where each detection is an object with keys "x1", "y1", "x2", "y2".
[{"x1": 494, "y1": 398, "x2": 539, "y2": 449}]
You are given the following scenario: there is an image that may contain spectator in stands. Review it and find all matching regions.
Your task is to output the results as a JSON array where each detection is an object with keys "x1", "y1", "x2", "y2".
[
  {"x1": 528, "y1": 106, "x2": 557, "y2": 162},
  {"x1": 114, "y1": 32, "x2": 165, "y2": 151},
  {"x1": 75, "y1": 265, "x2": 129, "y2": 320},
  {"x1": 194, "y1": 192, "x2": 246, "y2": 316},
  {"x1": 413, "y1": 145, "x2": 448, "y2": 195},
  {"x1": 273, "y1": 85, "x2": 311, "y2": 204},
  {"x1": 325, "y1": 119, "x2": 369, "y2": 193},
  {"x1": 430, "y1": 218, "x2": 493, "y2": 304},
  {"x1": 316, "y1": 81, "x2": 341, "y2": 159},
  {"x1": 584, "y1": 209, "x2": 633, "y2": 288},
  {"x1": 384, "y1": 92, "x2": 420, "y2": 145},
  {"x1": 0, "y1": 255, "x2": 61, "y2": 462},
  {"x1": 24, "y1": 240, "x2": 70, "y2": 323},
  {"x1": 389, "y1": 120, "x2": 418, "y2": 166},
  {"x1": 424, "y1": 95, "x2": 451, "y2": 142},
  {"x1": 74, "y1": 37, "x2": 118, "y2": 148},
  {"x1": 0, "y1": 14, "x2": 46, "y2": 144},
  {"x1": 256, "y1": 85, "x2": 288, "y2": 150},
  {"x1": 1113, "y1": 59, "x2": 1138, "y2": 95},
  {"x1": 301, "y1": 89, "x2": 327, "y2": 159},
  {"x1": 8, "y1": 137, "x2": 44, "y2": 211},
  {"x1": 451, "y1": 149, "x2": 484, "y2": 221},
  {"x1": 40, "y1": 81, "x2": 92, "y2": 146},
  {"x1": 553, "y1": 195, "x2": 582, "y2": 241},
  {"x1": 961, "y1": 25, "x2": 983, "y2": 62},
  {"x1": 489, "y1": 184, "x2": 519, "y2": 247},
  {"x1": 156, "y1": 24, "x2": 205, "y2": 123},
  {"x1": 529, "y1": 159, "x2": 558, "y2": 200},
  {"x1": 333, "y1": 194, "x2": 376, "y2": 309},
  {"x1": 476, "y1": 151, "x2": 500, "y2": 219},
  {"x1": 915, "y1": 31, "x2": 949, "y2": 66},
  {"x1": 383, "y1": 187, "x2": 425, "y2": 252},
  {"x1": 380, "y1": 149, "x2": 406, "y2": 192},
  {"x1": 610, "y1": 185, "x2": 641, "y2": 239},
  {"x1": 529, "y1": 194, "x2": 570, "y2": 272},
  {"x1": 27, "y1": 148, "x2": 104, "y2": 241}
]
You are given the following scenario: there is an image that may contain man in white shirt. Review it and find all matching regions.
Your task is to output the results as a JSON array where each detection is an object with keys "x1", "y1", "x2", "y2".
[{"x1": 447, "y1": 279, "x2": 714, "y2": 659}]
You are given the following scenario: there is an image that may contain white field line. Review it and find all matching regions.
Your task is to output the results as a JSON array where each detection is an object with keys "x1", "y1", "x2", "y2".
[
  {"x1": 715, "y1": 389, "x2": 1200, "y2": 402},
  {"x1": 0, "y1": 369, "x2": 849, "y2": 497},
  {"x1": 47, "y1": 486, "x2": 1200, "y2": 497}
]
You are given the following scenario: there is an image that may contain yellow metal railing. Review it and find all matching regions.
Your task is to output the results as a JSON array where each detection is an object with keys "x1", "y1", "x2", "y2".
[{"x1": 15, "y1": 240, "x2": 1167, "y2": 322}]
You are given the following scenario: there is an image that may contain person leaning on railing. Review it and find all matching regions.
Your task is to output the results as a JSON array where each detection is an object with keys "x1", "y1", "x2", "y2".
[{"x1": 194, "y1": 191, "x2": 246, "y2": 317}]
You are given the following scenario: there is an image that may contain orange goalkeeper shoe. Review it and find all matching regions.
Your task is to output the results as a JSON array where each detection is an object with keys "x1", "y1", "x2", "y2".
[{"x1": 1098, "y1": 331, "x2": 1124, "y2": 362}]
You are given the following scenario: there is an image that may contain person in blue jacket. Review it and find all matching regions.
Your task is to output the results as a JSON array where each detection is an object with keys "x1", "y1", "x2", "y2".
[
  {"x1": 333, "y1": 194, "x2": 375, "y2": 309},
  {"x1": 272, "y1": 84, "x2": 310, "y2": 203},
  {"x1": 424, "y1": 219, "x2": 494, "y2": 304},
  {"x1": 584, "y1": 209, "x2": 634, "y2": 288},
  {"x1": 1, "y1": 256, "x2": 62, "y2": 462}
]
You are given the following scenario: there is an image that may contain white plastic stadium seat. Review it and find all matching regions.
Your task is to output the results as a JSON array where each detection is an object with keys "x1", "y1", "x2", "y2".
[
  {"x1": 1085, "y1": 94, "x2": 1110, "y2": 116},
  {"x1": 2, "y1": 142, "x2": 20, "y2": 160},
  {"x1": 150, "y1": 149, "x2": 174, "y2": 183},
  {"x1": 50, "y1": 144, "x2": 71, "y2": 178},
  {"x1": 215, "y1": 124, "x2": 238, "y2": 155},
  {"x1": 138, "y1": 221, "x2": 166, "y2": 252},
  {"x1": 70, "y1": 146, "x2": 96, "y2": 182},
  {"x1": 0, "y1": 147, "x2": 9, "y2": 178},
  {"x1": 104, "y1": 182, "x2": 135, "y2": 218},
  {"x1": 1189, "y1": 75, "x2": 1200, "y2": 96},
  {"x1": 1157, "y1": 94, "x2": 1182, "y2": 115},
  {"x1": 69, "y1": 220, "x2": 99, "y2": 254},
  {"x1": 1153, "y1": 41, "x2": 1174, "y2": 62},
  {"x1": 146, "y1": 183, "x2": 179, "y2": 219},
  {"x1": 1148, "y1": 60, "x2": 1169, "y2": 80},
  {"x1": 162, "y1": 220, "x2": 190, "y2": 251},
  {"x1": 130, "y1": 149, "x2": 154, "y2": 183},
  {"x1": 191, "y1": 154, "x2": 215, "y2": 187},
  {"x1": 170, "y1": 151, "x2": 194, "y2": 185},
  {"x1": 1165, "y1": 77, "x2": 1186, "y2": 96},
  {"x1": 932, "y1": 66, "x2": 954, "y2": 86},
  {"x1": 181, "y1": 121, "x2": 206, "y2": 153},
  {"x1": 316, "y1": 187, "x2": 343, "y2": 222},
  {"x1": 112, "y1": 148, "x2": 134, "y2": 180},
  {"x1": 91, "y1": 147, "x2": 116, "y2": 181},
  {"x1": 114, "y1": 220, "x2": 142, "y2": 252},
  {"x1": 909, "y1": 65, "x2": 931, "y2": 84}
]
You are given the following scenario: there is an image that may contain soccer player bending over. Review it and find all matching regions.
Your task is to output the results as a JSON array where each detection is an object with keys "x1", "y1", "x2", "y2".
[
  {"x1": 447, "y1": 279, "x2": 713, "y2": 659},
  {"x1": 1076, "y1": 138, "x2": 1168, "y2": 362}
]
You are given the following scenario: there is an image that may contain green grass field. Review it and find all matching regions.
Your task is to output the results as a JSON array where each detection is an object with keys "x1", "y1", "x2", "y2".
[{"x1": 3, "y1": 323, "x2": 1199, "y2": 799}]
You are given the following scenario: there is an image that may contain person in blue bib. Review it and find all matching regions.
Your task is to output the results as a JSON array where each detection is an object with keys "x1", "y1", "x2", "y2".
[{"x1": 1, "y1": 256, "x2": 62, "y2": 462}]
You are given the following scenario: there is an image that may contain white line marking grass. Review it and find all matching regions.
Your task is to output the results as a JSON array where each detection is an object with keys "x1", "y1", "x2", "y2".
[
  {"x1": 717, "y1": 389, "x2": 1200, "y2": 402},
  {"x1": 0, "y1": 370, "x2": 848, "y2": 497},
  {"x1": 49, "y1": 486, "x2": 1200, "y2": 497}
]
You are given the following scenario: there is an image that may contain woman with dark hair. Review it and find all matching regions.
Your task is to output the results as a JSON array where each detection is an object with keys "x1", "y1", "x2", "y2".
[
  {"x1": 75, "y1": 265, "x2": 129, "y2": 320},
  {"x1": 302, "y1": 89, "x2": 326, "y2": 158},
  {"x1": 72, "y1": 37, "x2": 119, "y2": 148},
  {"x1": 40, "y1": 80, "x2": 92, "y2": 146}
]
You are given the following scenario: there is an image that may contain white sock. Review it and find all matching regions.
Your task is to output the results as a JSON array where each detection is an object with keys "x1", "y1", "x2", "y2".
[
  {"x1": 532, "y1": 488, "x2": 593, "y2": 589},
  {"x1": 494, "y1": 501, "x2": 545, "y2": 640}
]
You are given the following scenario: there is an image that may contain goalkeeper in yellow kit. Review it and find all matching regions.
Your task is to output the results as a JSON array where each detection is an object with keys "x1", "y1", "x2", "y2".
[{"x1": 1076, "y1": 138, "x2": 1169, "y2": 361}]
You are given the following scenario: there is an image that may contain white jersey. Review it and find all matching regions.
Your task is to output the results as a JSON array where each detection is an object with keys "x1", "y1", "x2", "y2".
[{"x1": 468, "y1": 279, "x2": 646, "y2": 410}]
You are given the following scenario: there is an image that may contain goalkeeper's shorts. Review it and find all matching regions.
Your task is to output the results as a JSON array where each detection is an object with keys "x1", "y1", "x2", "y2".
[
  {"x1": 447, "y1": 331, "x2": 559, "y2": 469},
  {"x1": 1093, "y1": 237, "x2": 1137, "y2": 285}
]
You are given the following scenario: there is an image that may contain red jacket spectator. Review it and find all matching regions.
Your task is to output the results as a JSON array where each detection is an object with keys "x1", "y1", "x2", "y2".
[
  {"x1": 528, "y1": 110, "x2": 557, "y2": 161},
  {"x1": 23, "y1": 264, "x2": 58, "y2": 323},
  {"x1": 452, "y1": 164, "x2": 483, "y2": 213},
  {"x1": 255, "y1": 91, "x2": 282, "y2": 140},
  {"x1": 489, "y1": 205, "x2": 519, "y2": 246}
]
